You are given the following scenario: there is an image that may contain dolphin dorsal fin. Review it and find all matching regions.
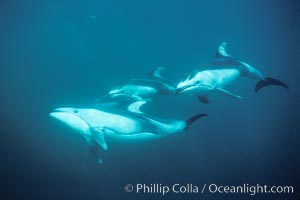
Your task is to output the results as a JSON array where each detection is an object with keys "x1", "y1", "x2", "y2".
[
  {"x1": 127, "y1": 100, "x2": 147, "y2": 113},
  {"x1": 151, "y1": 66, "x2": 166, "y2": 79},
  {"x1": 215, "y1": 42, "x2": 230, "y2": 58}
]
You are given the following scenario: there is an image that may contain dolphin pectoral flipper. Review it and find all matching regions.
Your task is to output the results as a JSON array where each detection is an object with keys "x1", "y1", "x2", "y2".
[
  {"x1": 88, "y1": 143, "x2": 103, "y2": 164},
  {"x1": 255, "y1": 77, "x2": 288, "y2": 92},
  {"x1": 213, "y1": 87, "x2": 242, "y2": 99},
  {"x1": 197, "y1": 95, "x2": 210, "y2": 104},
  {"x1": 90, "y1": 127, "x2": 108, "y2": 151}
]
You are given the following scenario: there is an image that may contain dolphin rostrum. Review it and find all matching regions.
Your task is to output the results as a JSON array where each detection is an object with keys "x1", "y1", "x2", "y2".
[
  {"x1": 49, "y1": 101, "x2": 207, "y2": 164},
  {"x1": 175, "y1": 42, "x2": 288, "y2": 103}
]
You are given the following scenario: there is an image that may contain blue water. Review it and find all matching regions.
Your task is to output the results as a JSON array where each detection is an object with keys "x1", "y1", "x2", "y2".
[{"x1": 1, "y1": 0, "x2": 299, "y2": 199}]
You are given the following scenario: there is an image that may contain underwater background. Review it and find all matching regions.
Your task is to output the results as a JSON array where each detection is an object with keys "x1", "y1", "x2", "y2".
[{"x1": 0, "y1": 0, "x2": 300, "y2": 199}]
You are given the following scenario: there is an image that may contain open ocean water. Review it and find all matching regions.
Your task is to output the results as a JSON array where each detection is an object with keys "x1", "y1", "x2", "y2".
[{"x1": 0, "y1": 0, "x2": 300, "y2": 199}]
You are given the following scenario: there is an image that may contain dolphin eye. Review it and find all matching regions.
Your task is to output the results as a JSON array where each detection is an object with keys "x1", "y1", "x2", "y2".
[{"x1": 73, "y1": 110, "x2": 78, "y2": 113}]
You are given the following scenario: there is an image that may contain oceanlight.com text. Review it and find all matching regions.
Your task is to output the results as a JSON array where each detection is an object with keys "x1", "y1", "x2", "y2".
[{"x1": 124, "y1": 183, "x2": 294, "y2": 196}]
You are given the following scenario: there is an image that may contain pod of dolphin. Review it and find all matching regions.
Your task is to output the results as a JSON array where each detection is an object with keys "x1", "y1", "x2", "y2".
[{"x1": 50, "y1": 42, "x2": 288, "y2": 164}]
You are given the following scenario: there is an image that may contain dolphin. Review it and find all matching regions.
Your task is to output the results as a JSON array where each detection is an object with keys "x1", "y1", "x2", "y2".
[
  {"x1": 175, "y1": 42, "x2": 288, "y2": 103},
  {"x1": 108, "y1": 67, "x2": 175, "y2": 101},
  {"x1": 49, "y1": 101, "x2": 207, "y2": 164}
]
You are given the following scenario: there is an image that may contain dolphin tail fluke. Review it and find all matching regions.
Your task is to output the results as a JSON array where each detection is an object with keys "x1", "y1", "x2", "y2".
[
  {"x1": 255, "y1": 77, "x2": 288, "y2": 92},
  {"x1": 185, "y1": 113, "x2": 208, "y2": 131}
]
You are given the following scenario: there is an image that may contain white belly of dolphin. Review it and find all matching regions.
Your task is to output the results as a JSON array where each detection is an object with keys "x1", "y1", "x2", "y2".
[
  {"x1": 200, "y1": 69, "x2": 240, "y2": 87},
  {"x1": 79, "y1": 109, "x2": 141, "y2": 134}
]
